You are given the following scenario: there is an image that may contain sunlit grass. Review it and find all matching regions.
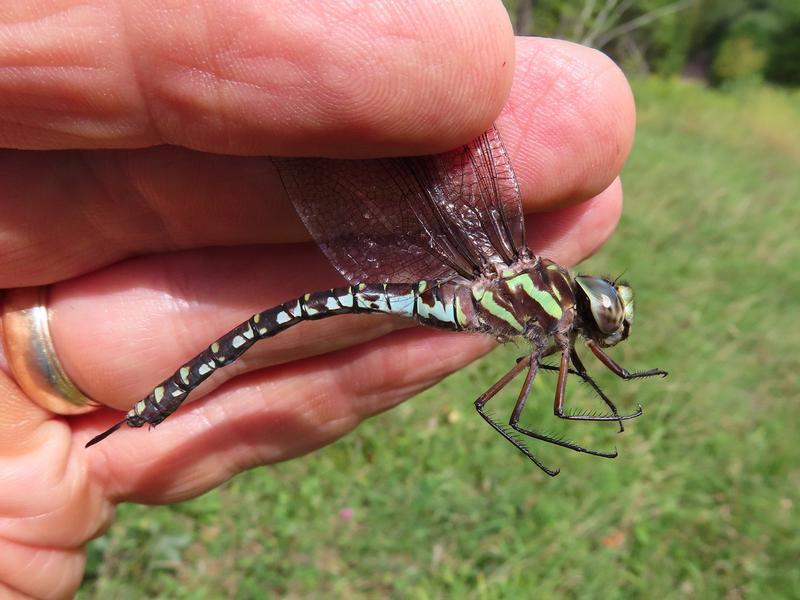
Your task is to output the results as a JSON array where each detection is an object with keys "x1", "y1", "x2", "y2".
[{"x1": 79, "y1": 80, "x2": 800, "y2": 599}]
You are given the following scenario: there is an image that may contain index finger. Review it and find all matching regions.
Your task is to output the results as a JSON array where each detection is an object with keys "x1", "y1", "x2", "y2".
[{"x1": 0, "y1": 0, "x2": 514, "y2": 156}]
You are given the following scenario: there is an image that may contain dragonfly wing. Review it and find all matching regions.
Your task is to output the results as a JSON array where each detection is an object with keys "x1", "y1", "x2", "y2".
[
  {"x1": 399, "y1": 127, "x2": 527, "y2": 273},
  {"x1": 273, "y1": 125, "x2": 526, "y2": 284}
]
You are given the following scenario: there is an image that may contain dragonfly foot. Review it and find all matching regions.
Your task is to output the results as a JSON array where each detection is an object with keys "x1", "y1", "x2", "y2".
[
  {"x1": 557, "y1": 404, "x2": 643, "y2": 423},
  {"x1": 511, "y1": 424, "x2": 619, "y2": 459},
  {"x1": 625, "y1": 368, "x2": 668, "y2": 379}
]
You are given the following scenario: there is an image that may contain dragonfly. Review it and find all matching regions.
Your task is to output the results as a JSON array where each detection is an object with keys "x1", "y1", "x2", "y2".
[{"x1": 86, "y1": 126, "x2": 666, "y2": 475}]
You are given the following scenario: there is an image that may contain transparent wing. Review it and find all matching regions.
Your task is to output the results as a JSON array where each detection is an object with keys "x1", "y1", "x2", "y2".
[{"x1": 273, "y1": 125, "x2": 526, "y2": 284}]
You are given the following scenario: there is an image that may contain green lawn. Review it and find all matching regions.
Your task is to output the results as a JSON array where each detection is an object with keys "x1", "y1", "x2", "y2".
[{"x1": 78, "y1": 79, "x2": 800, "y2": 599}]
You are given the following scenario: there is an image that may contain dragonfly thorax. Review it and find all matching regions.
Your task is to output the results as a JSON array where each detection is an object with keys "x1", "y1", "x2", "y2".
[
  {"x1": 466, "y1": 257, "x2": 577, "y2": 340},
  {"x1": 574, "y1": 276, "x2": 634, "y2": 348}
]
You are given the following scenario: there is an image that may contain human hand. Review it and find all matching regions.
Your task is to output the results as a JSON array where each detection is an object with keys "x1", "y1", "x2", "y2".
[{"x1": 0, "y1": 1, "x2": 634, "y2": 597}]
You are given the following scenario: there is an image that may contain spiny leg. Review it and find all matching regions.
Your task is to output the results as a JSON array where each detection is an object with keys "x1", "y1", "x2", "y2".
[
  {"x1": 553, "y1": 349, "x2": 642, "y2": 428},
  {"x1": 570, "y1": 338, "x2": 667, "y2": 430},
  {"x1": 508, "y1": 352, "x2": 617, "y2": 459},
  {"x1": 569, "y1": 349, "x2": 642, "y2": 432},
  {"x1": 474, "y1": 354, "x2": 559, "y2": 476},
  {"x1": 539, "y1": 359, "x2": 628, "y2": 428},
  {"x1": 538, "y1": 361, "x2": 627, "y2": 419},
  {"x1": 569, "y1": 349, "x2": 625, "y2": 432},
  {"x1": 586, "y1": 340, "x2": 669, "y2": 380},
  {"x1": 540, "y1": 350, "x2": 644, "y2": 430}
]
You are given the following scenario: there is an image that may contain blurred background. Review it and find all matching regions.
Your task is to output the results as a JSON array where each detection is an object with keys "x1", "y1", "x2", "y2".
[{"x1": 79, "y1": 1, "x2": 799, "y2": 597}]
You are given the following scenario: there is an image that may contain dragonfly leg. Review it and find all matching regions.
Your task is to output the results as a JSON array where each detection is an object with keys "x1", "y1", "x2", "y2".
[
  {"x1": 545, "y1": 348, "x2": 646, "y2": 430},
  {"x1": 538, "y1": 360, "x2": 627, "y2": 431},
  {"x1": 586, "y1": 340, "x2": 669, "y2": 380},
  {"x1": 569, "y1": 349, "x2": 624, "y2": 432},
  {"x1": 509, "y1": 353, "x2": 617, "y2": 459},
  {"x1": 474, "y1": 354, "x2": 559, "y2": 476}
]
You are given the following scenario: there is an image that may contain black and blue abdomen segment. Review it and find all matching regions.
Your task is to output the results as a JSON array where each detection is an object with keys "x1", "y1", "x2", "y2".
[{"x1": 125, "y1": 281, "x2": 468, "y2": 428}]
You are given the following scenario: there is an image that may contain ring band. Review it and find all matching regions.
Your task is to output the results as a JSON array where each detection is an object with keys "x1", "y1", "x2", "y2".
[{"x1": 2, "y1": 286, "x2": 94, "y2": 415}]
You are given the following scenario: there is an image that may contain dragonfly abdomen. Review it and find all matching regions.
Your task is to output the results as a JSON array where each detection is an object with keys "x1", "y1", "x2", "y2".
[{"x1": 112, "y1": 281, "x2": 470, "y2": 435}]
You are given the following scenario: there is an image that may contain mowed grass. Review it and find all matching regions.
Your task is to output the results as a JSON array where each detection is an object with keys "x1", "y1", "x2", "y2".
[{"x1": 78, "y1": 79, "x2": 800, "y2": 599}]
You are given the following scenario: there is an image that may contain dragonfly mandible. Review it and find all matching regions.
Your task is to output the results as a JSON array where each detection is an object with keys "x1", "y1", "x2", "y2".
[{"x1": 86, "y1": 126, "x2": 666, "y2": 476}]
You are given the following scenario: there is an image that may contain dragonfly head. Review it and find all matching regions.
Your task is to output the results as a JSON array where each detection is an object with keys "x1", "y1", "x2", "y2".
[{"x1": 574, "y1": 276, "x2": 634, "y2": 348}]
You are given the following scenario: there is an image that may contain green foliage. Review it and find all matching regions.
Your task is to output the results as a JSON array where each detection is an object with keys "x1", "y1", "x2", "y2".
[
  {"x1": 765, "y1": 20, "x2": 800, "y2": 85},
  {"x1": 78, "y1": 81, "x2": 800, "y2": 599},
  {"x1": 711, "y1": 36, "x2": 767, "y2": 84},
  {"x1": 505, "y1": 0, "x2": 800, "y2": 88},
  {"x1": 646, "y1": 10, "x2": 693, "y2": 76},
  {"x1": 728, "y1": 10, "x2": 782, "y2": 48},
  {"x1": 708, "y1": 9, "x2": 787, "y2": 85}
]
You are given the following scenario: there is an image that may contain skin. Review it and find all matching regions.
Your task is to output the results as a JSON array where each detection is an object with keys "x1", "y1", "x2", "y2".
[{"x1": 0, "y1": 1, "x2": 635, "y2": 597}]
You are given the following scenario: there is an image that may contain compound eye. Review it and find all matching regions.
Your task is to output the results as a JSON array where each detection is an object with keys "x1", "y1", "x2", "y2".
[
  {"x1": 617, "y1": 284, "x2": 634, "y2": 325},
  {"x1": 575, "y1": 276, "x2": 624, "y2": 335}
]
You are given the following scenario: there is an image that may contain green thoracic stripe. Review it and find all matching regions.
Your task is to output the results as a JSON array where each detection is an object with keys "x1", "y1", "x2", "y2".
[
  {"x1": 506, "y1": 274, "x2": 563, "y2": 319},
  {"x1": 477, "y1": 290, "x2": 524, "y2": 332},
  {"x1": 454, "y1": 294, "x2": 467, "y2": 327}
]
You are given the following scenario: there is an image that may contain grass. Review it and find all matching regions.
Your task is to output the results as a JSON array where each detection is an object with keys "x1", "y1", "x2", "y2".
[{"x1": 78, "y1": 79, "x2": 800, "y2": 599}]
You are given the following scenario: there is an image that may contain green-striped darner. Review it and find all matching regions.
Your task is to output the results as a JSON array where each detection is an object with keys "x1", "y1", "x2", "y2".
[{"x1": 86, "y1": 126, "x2": 666, "y2": 476}]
